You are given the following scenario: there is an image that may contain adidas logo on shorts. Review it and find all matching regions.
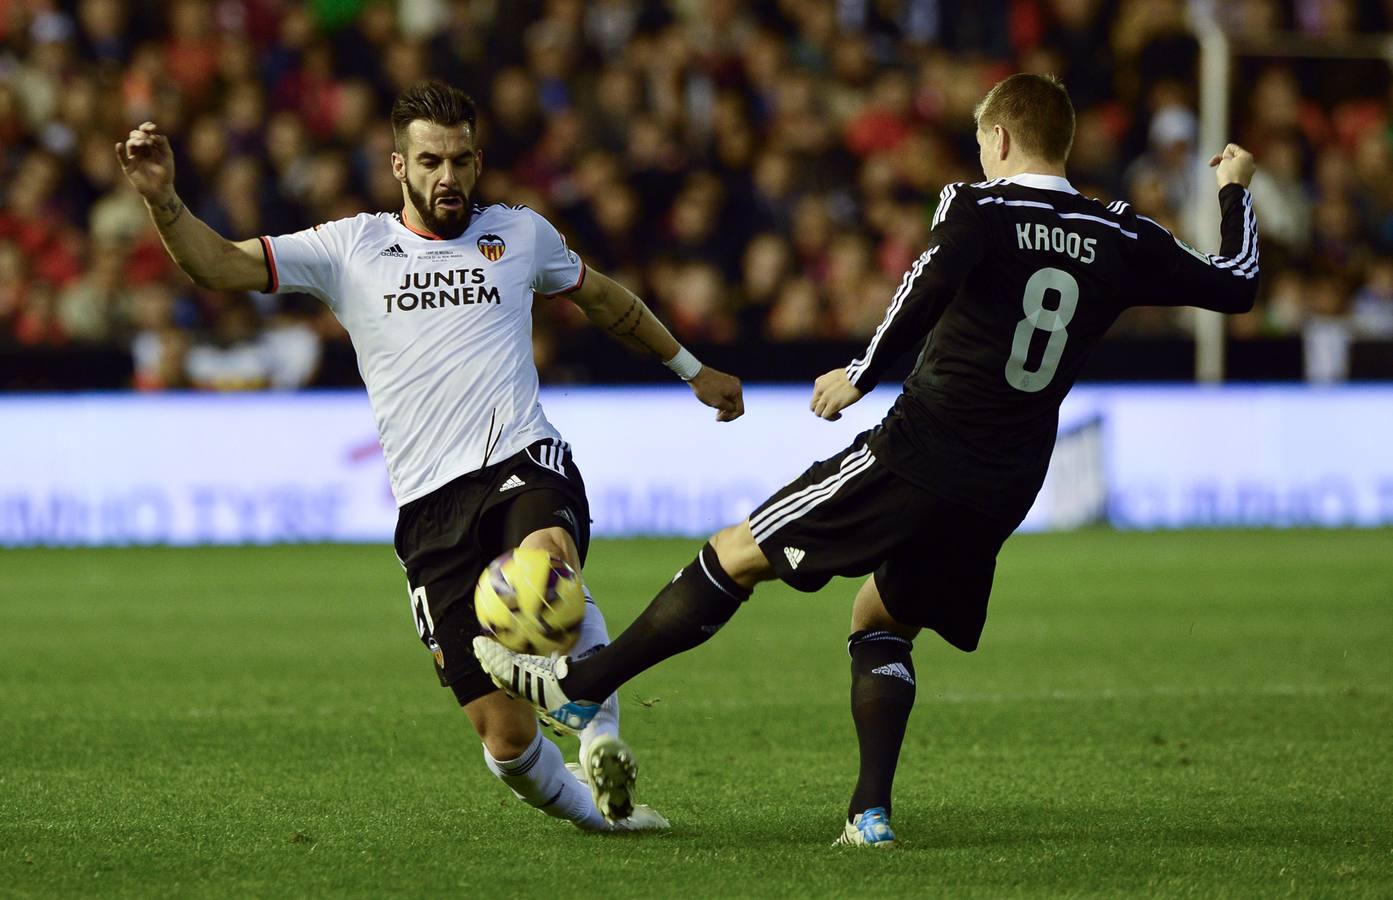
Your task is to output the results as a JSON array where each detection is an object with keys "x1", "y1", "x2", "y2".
[
  {"x1": 783, "y1": 546, "x2": 806, "y2": 569},
  {"x1": 380, "y1": 243, "x2": 408, "y2": 258},
  {"x1": 871, "y1": 662, "x2": 915, "y2": 685},
  {"x1": 498, "y1": 475, "x2": 526, "y2": 492}
]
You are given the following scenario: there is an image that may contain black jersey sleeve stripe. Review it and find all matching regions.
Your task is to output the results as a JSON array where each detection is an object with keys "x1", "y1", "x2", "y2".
[
  {"x1": 930, "y1": 182, "x2": 960, "y2": 228},
  {"x1": 846, "y1": 204, "x2": 947, "y2": 383},
  {"x1": 1129, "y1": 186, "x2": 1258, "y2": 313},
  {"x1": 845, "y1": 182, "x2": 989, "y2": 390},
  {"x1": 845, "y1": 246, "x2": 938, "y2": 385},
  {"x1": 1212, "y1": 191, "x2": 1259, "y2": 277},
  {"x1": 1141, "y1": 189, "x2": 1258, "y2": 280},
  {"x1": 1226, "y1": 193, "x2": 1259, "y2": 276}
]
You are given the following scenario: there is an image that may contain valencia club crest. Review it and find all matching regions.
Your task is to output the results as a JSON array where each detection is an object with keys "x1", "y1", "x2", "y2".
[{"x1": 477, "y1": 234, "x2": 506, "y2": 261}]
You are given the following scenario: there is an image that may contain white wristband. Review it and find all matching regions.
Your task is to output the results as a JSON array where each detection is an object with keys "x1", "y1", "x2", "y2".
[{"x1": 664, "y1": 347, "x2": 702, "y2": 382}]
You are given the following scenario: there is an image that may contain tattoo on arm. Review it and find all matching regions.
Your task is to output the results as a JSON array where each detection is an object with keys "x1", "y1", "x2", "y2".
[
  {"x1": 608, "y1": 298, "x2": 642, "y2": 336},
  {"x1": 605, "y1": 297, "x2": 662, "y2": 356},
  {"x1": 154, "y1": 196, "x2": 185, "y2": 227}
]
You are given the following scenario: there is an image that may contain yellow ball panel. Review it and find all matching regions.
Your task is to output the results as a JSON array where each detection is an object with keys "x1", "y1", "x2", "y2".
[{"x1": 474, "y1": 548, "x2": 586, "y2": 654}]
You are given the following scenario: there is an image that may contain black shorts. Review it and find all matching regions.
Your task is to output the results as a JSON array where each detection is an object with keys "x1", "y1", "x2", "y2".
[
  {"x1": 748, "y1": 433, "x2": 1023, "y2": 652},
  {"x1": 394, "y1": 438, "x2": 591, "y2": 705}
]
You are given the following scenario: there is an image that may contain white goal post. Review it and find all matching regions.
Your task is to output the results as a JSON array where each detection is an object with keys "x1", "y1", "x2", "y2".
[{"x1": 1189, "y1": 10, "x2": 1393, "y2": 381}]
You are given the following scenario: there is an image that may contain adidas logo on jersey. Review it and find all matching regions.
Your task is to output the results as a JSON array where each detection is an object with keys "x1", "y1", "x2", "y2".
[
  {"x1": 784, "y1": 546, "x2": 806, "y2": 569},
  {"x1": 498, "y1": 475, "x2": 526, "y2": 492},
  {"x1": 380, "y1": 243, "x2": 408, "y2": 258},
  {"x1": 871, "y1": 662, "x2": 915, "y2": 685}
]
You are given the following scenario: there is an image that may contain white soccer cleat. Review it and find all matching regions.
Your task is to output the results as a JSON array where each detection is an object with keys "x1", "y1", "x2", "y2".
[
  {"x1": 472, "y1": 636, "x2": 598, "y2": 736},
  {"x1": 582, "y1": 733, "x2": 637, "y2": 822},
  {"x1": 833, "y1": 807, "x2": 897, "y2": 848},
  {"x1": 602, "y1": 804, "x2": 670, "y2": 832}
]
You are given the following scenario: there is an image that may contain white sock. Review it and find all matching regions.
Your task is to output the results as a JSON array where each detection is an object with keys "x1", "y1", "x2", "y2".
[
  {"x1": 482, "y1": 729, "x2": 608, "y2": 831},
  {"x1": 573, "y1": 590, "x2": 621, "y2": 762},
  {"x1": 571, "y1": 588, "x2": 610, "y2": 658}
]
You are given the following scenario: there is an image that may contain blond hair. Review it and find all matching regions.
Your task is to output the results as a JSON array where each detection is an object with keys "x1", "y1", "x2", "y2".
[{"x1": 974, "y1": 73, "x2": 1075, "y2": 163}]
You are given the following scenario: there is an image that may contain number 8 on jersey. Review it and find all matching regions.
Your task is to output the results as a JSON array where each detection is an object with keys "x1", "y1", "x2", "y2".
[{"x1": 1005, "y1": 266, "x2": 1079, "y2": 393}]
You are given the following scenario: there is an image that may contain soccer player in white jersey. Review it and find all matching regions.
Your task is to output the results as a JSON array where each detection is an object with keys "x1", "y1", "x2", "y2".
[{"x1": 116, "y1": 80, "x2": 744, "y2": 832}]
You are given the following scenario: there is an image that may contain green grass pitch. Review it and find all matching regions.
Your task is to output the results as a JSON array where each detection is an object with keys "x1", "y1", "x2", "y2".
[{"x1": 2, "y1": 530, "x2": 1391, "y2": 898}]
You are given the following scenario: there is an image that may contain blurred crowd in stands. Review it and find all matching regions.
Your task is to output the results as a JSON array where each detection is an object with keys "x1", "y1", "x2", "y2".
[{"x1": 2, "y1": 0, "x2": 1393, "y2": 389}]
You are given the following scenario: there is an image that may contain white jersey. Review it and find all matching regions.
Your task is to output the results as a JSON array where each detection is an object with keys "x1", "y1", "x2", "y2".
[{"x1": 261, "y1": 204, "x2": 585, "y2": 506}]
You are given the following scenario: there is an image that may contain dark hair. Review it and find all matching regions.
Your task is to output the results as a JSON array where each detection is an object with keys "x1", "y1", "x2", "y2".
[
  {"x1": 974, "y1": 73, "x2": 1075, "y2": 163},
  {"x1": 390, "y1": 81, "x2": 478, "y2": 151}
]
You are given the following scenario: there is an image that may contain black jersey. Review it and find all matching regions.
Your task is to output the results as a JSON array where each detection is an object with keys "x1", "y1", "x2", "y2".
[{"x1": 848, "y1": 175, "x2": 1259, "y2": 517}]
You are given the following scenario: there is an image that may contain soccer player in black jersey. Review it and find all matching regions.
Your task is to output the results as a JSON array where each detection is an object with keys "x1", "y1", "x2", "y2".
[{"x1": 475, "y1": 73, "x2": 1260, "y2": 846}]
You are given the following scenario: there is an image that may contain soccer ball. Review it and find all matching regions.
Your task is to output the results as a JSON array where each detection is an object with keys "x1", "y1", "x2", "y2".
[{"x1": 474, "y1": 548, "x2": 586, "y2": 654}]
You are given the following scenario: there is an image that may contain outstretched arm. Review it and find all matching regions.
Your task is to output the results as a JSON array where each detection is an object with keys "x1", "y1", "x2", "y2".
[
  {"x1": 811, "y1": 183, "x2": 986, "y2": 421},
  {"x1": 116, "y1": 122, "x2": 270, "y2": 292},
  {"x1": 568, "y1": 268, "x2": 744, "y2": 422},
  {"x1": 1131, "y1": 143, "x2": 1260, "y2": 314}
]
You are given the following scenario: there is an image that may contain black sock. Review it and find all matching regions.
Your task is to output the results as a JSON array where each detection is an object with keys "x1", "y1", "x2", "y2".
[
  {"x1": 847, "y1": 629, "x2": 916, "y2": 822},
  {"x1": 561, "y1": 543, "x2": 749, "y2": 702}
]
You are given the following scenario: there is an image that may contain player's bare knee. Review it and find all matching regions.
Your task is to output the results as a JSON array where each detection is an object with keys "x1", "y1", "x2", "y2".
[
  {"x1": 851, "y1": 576, "x2": 919, "y2": 638},
  {"x1": 710, "y1": 520, "x2": 775, "y2": 590},
  {"x1": 467, "y1": 693, "x2": 539, "y2": 760},
  {"x1": 852, "y1": 610, "x2": 917, "y2": 639},
  {"x1": 476, "y1": 715, "x2": 537, "y2": 761},
  {"x1": 484, "y1": 735, "x2": 533, "y2": 761}
]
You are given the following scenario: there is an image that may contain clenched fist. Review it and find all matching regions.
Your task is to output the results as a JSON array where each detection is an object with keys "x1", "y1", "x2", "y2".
[
  {"x1": 116, "y1": 122, "x2": 176, "y2": 204},
  {"x1": 689, "y1": 366, "x2": 744, "y2": 422},
  {"x1": 810, "y1": 368, "x2": 863, "y2": 421},
  {"x1": 1209, "y1": 143, "x2": 1256, "y2": 190}
]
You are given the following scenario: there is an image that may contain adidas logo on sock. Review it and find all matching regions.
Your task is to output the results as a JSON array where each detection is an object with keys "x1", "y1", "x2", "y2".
[
  {"x1": 498, "y1": 475, "x2": 526, "y2": 492},
  {"x1": 871, "y1": 662, "x2": 915, "y2": 685},
  {"x1": 380, "y1": 243, "x2": 408, "y2": 258},
  {"x1": 783, "y1": 546, "x2": 806, "y2": 569}
]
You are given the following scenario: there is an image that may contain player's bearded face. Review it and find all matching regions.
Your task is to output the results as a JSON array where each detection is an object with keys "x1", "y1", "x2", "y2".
[
  {"x1": 396, "y1": 121, "x2": 480, "y2": 240},
  {"x1": 404, "y1": 171, "x2": 472, "y2": 239}
]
